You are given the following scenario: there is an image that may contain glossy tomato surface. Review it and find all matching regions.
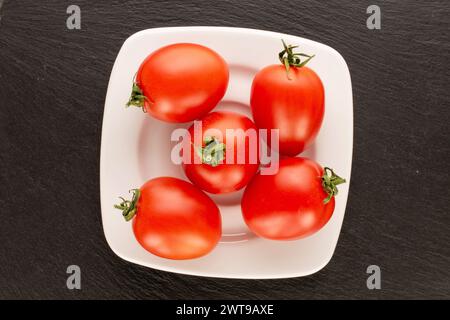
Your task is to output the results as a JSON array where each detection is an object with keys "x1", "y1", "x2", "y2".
[
  {"x1": 136, "y1": 43, "x2": 228, "y2": 123},
  {"x1": 183, "y1": 111, "x2": 259, "y2": 194},
  {"x1": 250, "y1": 65, "x2": 324, "y2": 156},
  {"x1": 133, "y1": 177, "x2": 221, "y2": 259},
  {"x1": 241, "y1": 157, "x2": 334, "y2": 240}
]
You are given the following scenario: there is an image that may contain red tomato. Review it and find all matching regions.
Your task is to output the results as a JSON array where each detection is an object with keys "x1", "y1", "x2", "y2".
[
  {"x1": 241, "y1": 157, "x2": 345, "y2": 240},
  {"x1": 182, "y1": 111, "x2": 259, "y2": 194},
  {"x1": 127, "y1": 43, "x2": 229, "y2": 123},
  {"x1": 114, "y1": 177, "x2": 221, "y2": 260},
  {"x1": 250, "y1": 41, "x2": 324, "y2": 156}
]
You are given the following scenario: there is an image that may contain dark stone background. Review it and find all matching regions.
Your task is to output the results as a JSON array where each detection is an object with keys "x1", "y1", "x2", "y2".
[{"x1": 0, "y1": 0, "x2": 448, "y2": 299}]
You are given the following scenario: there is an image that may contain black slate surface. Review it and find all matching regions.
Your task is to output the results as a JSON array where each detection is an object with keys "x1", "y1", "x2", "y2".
[{"x1": 0, "y1": 0, "x2": 449, "y2": 299}]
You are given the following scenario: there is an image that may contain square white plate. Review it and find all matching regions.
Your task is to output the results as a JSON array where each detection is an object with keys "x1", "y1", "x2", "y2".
[{"x1": 100, "y1": 27, "x2": 353, "y2": 279}]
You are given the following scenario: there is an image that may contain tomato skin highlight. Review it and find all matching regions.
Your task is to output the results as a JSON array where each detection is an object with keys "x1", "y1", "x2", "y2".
[
  {"x1": 250, "y1": 65, "x2": 324, "y2": 156},
  {"x1": 182, "y1": 111, "x2": 259, "y2": 194},
  {"x1": 132, "y1": 177, "x2": 221, "y2": 260},
  {"x1": 136, "y1": 43, "x2": 229, "y2": 123},
  {"x1": 241, "y1": 157, "x2": 335, "y2": 240}
]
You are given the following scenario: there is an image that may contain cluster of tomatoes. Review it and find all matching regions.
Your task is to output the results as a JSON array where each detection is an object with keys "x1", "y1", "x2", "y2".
[{"x1": 115, "y1": 41, "x2": 345, "y2": 260}]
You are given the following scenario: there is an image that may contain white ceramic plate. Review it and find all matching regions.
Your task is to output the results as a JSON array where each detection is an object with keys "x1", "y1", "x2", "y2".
[{"x1": 100, "y1": 27, "x2": 353, "y2": 279}]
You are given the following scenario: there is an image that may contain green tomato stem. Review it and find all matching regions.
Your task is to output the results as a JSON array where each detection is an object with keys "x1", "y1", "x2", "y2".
[
  {"x1": 321, "y1": 167, "x2": 346, "y2": 204},
  {"x1": 126, "y1": 75, "x2": 151, "y2": 112},
  {"x1": 192, "y1": 136, "x2": 226, "y2": 167},
  {"x1": 114, "y1": 189, "x2": 140, "y2": 221},
  {"x1": 279, "y1": 39, "x2": 315, "y2": 79}
]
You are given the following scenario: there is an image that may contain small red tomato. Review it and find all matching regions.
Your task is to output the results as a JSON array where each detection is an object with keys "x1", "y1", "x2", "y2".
[
  {"x1": 114, "y1": 177, "x2": 221, "y2": 260},
  {"x1": 250, "y1": 41, "x2": 324, "y2": 156},
  {"x1": 241, "y1": 157, "x2": 345, "y2": 240},
  {"x1": 182, "y1": 111, "x2": 259, "y2": 194},
  {"x1": 127, "y1": 43, "x2": 229, "y2": 123}
]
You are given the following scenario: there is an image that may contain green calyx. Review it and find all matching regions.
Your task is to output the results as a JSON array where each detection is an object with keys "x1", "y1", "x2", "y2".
[
  {"x1": 126, "y1": 77, "x2": 150, "y2": 112},
  {"x1": 279, "y1": 39, "x2": 315, "y2": 79},
  {"x1": 114, "y1": 189, "x2": 140, "y2": 221},
  {"x1": 321, "y1": 167, "x2": 346, "y2": 204},
  {"x1": 193, "y1": 136, "x2": 226, "y2": 167}
]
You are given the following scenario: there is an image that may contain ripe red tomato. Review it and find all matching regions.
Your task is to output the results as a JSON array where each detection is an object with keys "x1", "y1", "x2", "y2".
[
  {"x1": 182, "y1": 111, "x2": 259, "y2": 194},
  {"x1": 114, "y1": 177, "x2": 221, "y2": 260},
  {"x1": 127, "y1": 43, "x2": 229, "y2": 123},
  {"x1": 241, "y1": 157, "x2": 345, "y2": 240},
  {"x1": 250, "y1": 41, "x2": 324, "y2": 156}
]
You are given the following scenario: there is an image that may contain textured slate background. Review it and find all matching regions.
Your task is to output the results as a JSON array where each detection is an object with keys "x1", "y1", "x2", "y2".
[{"x1": 0, "y1": 0, "x2": 449, "y2": 299}]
